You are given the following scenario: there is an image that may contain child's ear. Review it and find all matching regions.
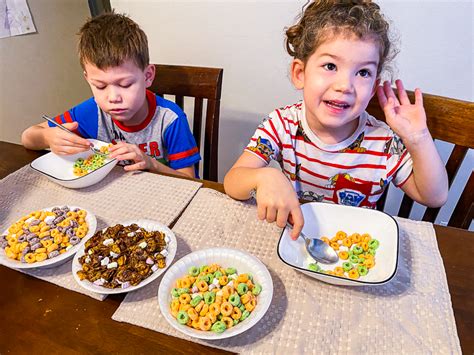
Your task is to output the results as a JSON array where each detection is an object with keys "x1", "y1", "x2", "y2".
[
  {"x1": 371, "y1": 78, "x2": 381, "y2": 98},
  {"x1": 144, "y1": 64, "x2": 156, "y2": 88},
  {"x1": 291, "y1": 59, "x2": 305, "y2": 90}
]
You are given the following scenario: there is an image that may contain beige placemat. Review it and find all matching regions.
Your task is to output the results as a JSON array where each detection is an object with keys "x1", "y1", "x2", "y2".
[
  {"x1": 0, "y1": 165, "x2": 202, "y2": 300},
  {"x1": 111, "y1": 188, "x2": 461, "y2": 354}
]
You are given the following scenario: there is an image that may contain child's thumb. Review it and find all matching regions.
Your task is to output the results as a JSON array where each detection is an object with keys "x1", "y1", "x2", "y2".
[{"x1": 62, "y1": 121, "x2": 79, "y2": 130}]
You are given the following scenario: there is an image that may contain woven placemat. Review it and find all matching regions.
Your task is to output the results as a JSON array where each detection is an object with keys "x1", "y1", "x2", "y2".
[
  {"x1": 0, "y1": 165, "x2": 202, "y2": 300},
  {"x1": 111, "y1": 188, "x2": 461, "y2": 354}
]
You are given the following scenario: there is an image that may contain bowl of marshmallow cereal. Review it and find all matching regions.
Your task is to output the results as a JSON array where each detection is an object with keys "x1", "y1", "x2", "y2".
[{"x1": 158, "y1": 247, "x2": 273, "y2": 339}]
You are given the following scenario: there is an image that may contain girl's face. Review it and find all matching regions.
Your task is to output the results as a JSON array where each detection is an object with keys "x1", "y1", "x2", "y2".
[
  {"x1": 84, "y1": 59, "x2": 155, "y2": 126},
  {"x1": 291, "y1": 35, "x2": 380, "y2": 144}
]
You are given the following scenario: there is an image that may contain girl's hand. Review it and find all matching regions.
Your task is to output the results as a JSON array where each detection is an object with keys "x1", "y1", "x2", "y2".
[
  {"x1": 44, "y1": 122, "x2": 91, "y2": 155},
  {"x1": 255, "y1": 168, "x2": 304, "y2": 240},
  {"x1": 108, "y1": 141, "x2": 152, "y2": 171},
  {"x1": 377, "y1": 80, "x2": 429, "y2": 143}
]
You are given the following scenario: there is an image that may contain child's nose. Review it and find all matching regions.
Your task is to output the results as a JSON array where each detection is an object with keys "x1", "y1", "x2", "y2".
[
  {"x1": 333, "y1": 73, "x2": 354, "y2": 94},
  {"x1": 107, "y1": 87, "x2": 122, "y2": 103}
]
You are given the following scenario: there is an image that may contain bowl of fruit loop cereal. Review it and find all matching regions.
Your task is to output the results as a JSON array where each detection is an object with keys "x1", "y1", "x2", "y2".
[
  {"x1": 278, "y1": 202, "x2": 399, "y2": 286},
  {"x1": 72, "y1": 220, "x2": 177, "y2": 294},
  {"x1": 0, "y1": 206, "x2": 96, "y2": 269},
  {"x1": 30, "y1": 139, "x2": 117, "y2": 189},
  {"x1": 158, "y1": 248, "x2": 273, "y2": 339}
]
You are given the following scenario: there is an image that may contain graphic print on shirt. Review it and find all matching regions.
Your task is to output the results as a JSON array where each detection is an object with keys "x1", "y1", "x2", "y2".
[
  {"x1": 247, "y1": 137, "x2": 274, "y2": 163},
  {"x1": 289, "y1": 163, "x2": 301, "y2": 181},
  {"x1": 384, "y1": 135, "x2": 406, "y2": 156},
  {"x1": 339, "y1": 132, "x2": 366, "y2": 153},
  {"x1": 295, "y1": 121, "x2": 311, "y2": 143},
  {"x1": 327, "y1": 173, "x2": 374, "y2": 208},
  {"x1": 297, "y1": 190, "x2": 325, "y2": 202}
]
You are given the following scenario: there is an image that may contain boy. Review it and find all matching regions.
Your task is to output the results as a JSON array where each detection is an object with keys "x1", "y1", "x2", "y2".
[{"x1": 21, "y1": 12, "x2": 200, "y2": 178}]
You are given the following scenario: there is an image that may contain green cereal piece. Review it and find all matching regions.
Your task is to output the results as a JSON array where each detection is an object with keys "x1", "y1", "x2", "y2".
[
  {"x1": 358, "y1": 265, "x2": 369, "y2": 276},
  {"x1": 217, "y1": 314, "x2": 223, "y2": 321},
  {"x1": 190, "y1": 295, "x2": 203, "y2": 307},
  {"x1": 308, "y1": 263, "x2": 318, "y2": 272},
  {"x1": 225, "y1": 267, "x2": 237, "y2": 275},
  {"x1": 199, "y1": 265, "x2": 208, "y2": 273},
  {"x1": 349, "y1": 255, "x2": 360, "y2": 264},
  {"x1": 352, "y1": 245, "x2": 363, "y2": 255},
  {"x1": 368, "y1": 239, "x2": 380, "y2": 249},
  {"x1": 176, "y1": 311, "x2": 189, "y2": 325},
  {"x1": 197, "y1": 275, "x2": 208, "y2": 282},
  {"x1": 252, "y1": 283, "x2": 262, "y2": 296},
  {"x1": 368, "y1": 248, "x2": 377, "y2": 256},
  {"x1": 76, "y1": 158, "x2": 84, "y2": 164},
  {"x1": 233, "y1": 319, "x2": 239, "y2": 326},
  {"x1": 171, "y1": 288, "x2": 180, "y2": 298},
  {"x1": 229, "y1": 293, "x2": 241, "y2": 306},
  {"x1": 177, "y1": 288, "x2": 189, "y2": 296},
  {"x1": 206, "y1": 274, "x2": 214, "y2": 283},
  {"x1": 188, "y1": 266, "x2": 199, "y2": 277},
  {"x1": 211, "y1": 320, "x2": 226, "y2": 333},
  {"x1": 348, "y1": 250, "x2": 354, "y2": 257},
  {"x1": 213, "y1": 270, "x2": 223, "y2": 279},
  {"x1": 204, "y1": 291, "x2": 216, "y2": 305},
  {"x1": 239, "y1": 304, "x2": 246, "y2": 312},
  {"x1": 247, "y1": 273, "x2": 253, "y2": 281},
  {"x1": 342, "y1": 262, "x2": 353, "y2": 272},
  {"x1": 240, "y1": 310, "x2": 250, "y2": 321},
  {"x1": 237, "y1": 283, "x2": 249, "y2": 295}
]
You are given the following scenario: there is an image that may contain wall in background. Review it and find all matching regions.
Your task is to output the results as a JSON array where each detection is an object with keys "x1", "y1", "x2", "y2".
[
  {"x1": 111, "y1": 0, "x2": 472, "y2": 228},
  {"x1": 0, "y1": 0, "x2": 91, "y2": 143}
]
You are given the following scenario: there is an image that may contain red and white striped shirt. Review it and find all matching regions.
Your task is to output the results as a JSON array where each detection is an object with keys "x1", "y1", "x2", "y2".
[{"x1": 245, "y1": 102, "x2": 413, "y2": 208}]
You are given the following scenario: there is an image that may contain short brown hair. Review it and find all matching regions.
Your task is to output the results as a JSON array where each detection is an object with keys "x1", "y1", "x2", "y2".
[
  {"x1": 78, "y1": 12, "x2": 149, "y2": 70},
  {"x1": 285, "y1": 0, "x2": 396, "y2": 76}
]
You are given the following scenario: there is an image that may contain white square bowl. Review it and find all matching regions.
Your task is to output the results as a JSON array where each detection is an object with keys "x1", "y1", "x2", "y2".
[
  {"x1": 277, "y1": 202, "x2": 399, "y2": 286},
  {"x1": 30, "y1": 139, "x2": 118, "y2": 189}
]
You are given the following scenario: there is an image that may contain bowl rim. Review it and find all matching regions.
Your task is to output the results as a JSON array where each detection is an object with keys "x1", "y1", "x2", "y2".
[
  {"x1": 30, "y1": 150, "x2": 117, "y2": 182},
  {"x1": 276, "y1": 202, "x2": 399, "y2": 285}
]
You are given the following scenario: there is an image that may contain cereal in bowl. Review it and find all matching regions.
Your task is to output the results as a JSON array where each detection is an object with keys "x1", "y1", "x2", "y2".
[
  {"x1": 0, "y1": 206, "x2": 89, "y2": 264},
  {"x1": 76, "y1": 224, "x2": 168, "y2": 289},
  {"x1": 170, "y1": 264, "x2": 263, "y2": 333},
  {"x1": 73, "y1": 145, "x2": 111, "y2": 177}
]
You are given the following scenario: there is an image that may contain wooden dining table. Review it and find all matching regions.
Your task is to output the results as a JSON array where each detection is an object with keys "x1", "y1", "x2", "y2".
[{"x1": 0, "y1": 141, "x2": 473, "y2": 354}]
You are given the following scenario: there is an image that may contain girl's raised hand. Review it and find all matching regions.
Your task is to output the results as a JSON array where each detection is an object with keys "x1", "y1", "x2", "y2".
[{"x1": 376, "y1": 80, "x2": 429, "y2": 143}]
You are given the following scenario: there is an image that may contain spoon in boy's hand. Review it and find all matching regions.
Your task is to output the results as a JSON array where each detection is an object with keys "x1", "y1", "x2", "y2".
[
  {"x1": 42, "y1": 115, "x2": 108, "y2": 157},
  {"x1": 286, "y1": 223, "x2": 339, "y2": 264}
]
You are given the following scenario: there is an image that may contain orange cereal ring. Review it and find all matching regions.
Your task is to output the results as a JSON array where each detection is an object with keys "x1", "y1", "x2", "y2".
[
  {"x1": 192, "y1": 319, "x2": 200, "y2": 329},
  {"x1": 236, "y1": 273, "x2": 249, "y2": 283},
  {"x1": 220, "y1": 302, "x2": 233, "y2": 316},
  {"x1": 207, "y1": 311, "x2": 217, "y2": 324},
  {"x1": 54, "y1": 234, "x2": 63, "y2": 244},
  {"x1": 231, "y1": 306, "x2": 242, "y2": 320},
  {"x1": 186, "y1": 318, "x2": 193, "y2": 327},
  {"x1": 215, "y1": 295, "x2": 223, "y2": 304},
  {"x1": 342, "y1": 238, "x2": 353, "y2": 247},
  {"x1": 47, "y1": 243, "x2": 59, "y2": 253},
  {"x1": 199, "y1": 316, "x2": 212, "y2": 331},
  {"x1": 222, "y1": 316, "x2": 234, "y2": 329},
  {"x1": 76, "y1": 229, "x2": 86, "y2": 238},
  {"x1": 245, "y1": 298, "x2": 257, "y2": 312},
  {"x1": 219, "y1": 275, "x2": 228, "y2": 286},
  {"x1": 179, "y1": 293, "x2": 191, "y2": 304},
  {"x1": 364, "y1": 259, "x2": 375, "y2": 269},
  {"x1": 35, "y1": 247, "x2": 47, "y2": 254},
  {"x1": 25, "y1": 252, "x2": 36, "y2": 263},
  {"x1": 334, "y1": 267, "x2": 344, "y2": 276},
  {"x1": 171, "y1": 299, "x2": 180, "y2": 312},
  {"x1": 199, "y1": 304, "x2": 209, "y2": 317},
  {"x1": 240, "y1": 293, "x2": 251, "y2": 305},
  {"x1": 336, "y1": 231, "x2": 347, "y2": 240},
  {"x1": 35, "y1": 253, "x2": 47, "y2": 262},
  {"x1": 196, "y1": 280, "x2": 208, "y2": 292},
  {"x1": 321, "y1": 237, "x2": 330, "y2": 244},
  {"x1": 181, "y1": 278, "x2": 191, "y2": 289},
  {"x1": 179, "y1": 304, "x2": 191, "y2": 312},
  {"x1": 222, "y1": 285, "x2": 232, "y2": 299},
  {"x1": 360, "y1": 242, "x2": 369, "y2": 251},
  {"x1": 41, "y1": 239, "x2": 53, "y2": 248},
  {"x1": 171, "y1": 309, "x2": 179, "y2": 318},
  {"x1": 208, "y1": 264, "x2": 218, "y2": 273},
  {"x1": 348, "y1": 269, "x2": 360, "y2": 279},
  {"x1": 351, "y1": 233, "x2": 362, "y2": 243},
  {"x1": 194, "y1": 300, "x2": 205, "y2": 313},
  {"x1": 209, "y1": 303, "x2": 221, "y2": 316},
  {"x1": 338, "y1": 251, "x2": 349, "y2": 260},
  {"x1": 329, "y1": 242, "x2": 340, "y2": 251},
  {"x1": 77, "y1": 210, "x2": 87, "y2": 218},
  {"x1": 187, "y1": 308, "x2": 198, "y2": 321},
  {"x1": 246, "y1": 279, "x2": 254, "y2": 290},
  {"x1": 362, "y1": 233, "x2": 371, "y2": 242}
]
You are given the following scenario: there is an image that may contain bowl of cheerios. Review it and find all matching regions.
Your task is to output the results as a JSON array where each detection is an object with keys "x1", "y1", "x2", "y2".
[
  {"x1": 0, "y1": 205, "x2": 96, "y2": 269},
  {"x1": 30, "y1": 139, "x2": 117, "y2": 189},
  {"x1": 158, "y1": 247, "x2": 273, "y2": 340},
  {"x1": 278, "y1": 202, "x2": 399, "y2": 286}
]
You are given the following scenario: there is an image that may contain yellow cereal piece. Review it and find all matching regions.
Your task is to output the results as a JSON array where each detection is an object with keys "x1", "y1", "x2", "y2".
[
  {"x1": 348, "y1": 269, "x2": 360, "y2": 279},
  {"x1": 29, "y1": 225, "x2": 40, "y2": 233},
  {"x1": 236, "y1": 273, "x2": 249, "y2": 283},
  {"x1": 25, "y1": 253, "x2": 36, "y2": 263},
  {"x1": 221, "y1": 316, "x2": 234, "y2": 329},
  {"x1": 199, "y1": 304, "x2": 209, "y2": 317},
  {"x1": 34, "y1": 247, "x2": 47, "y2": 254},
  {"x1": 334, "y1": 267, "x2": 344, "y2": 277},
  {"x1": 47, "y1": 243, "x2": 59, "y2": 253},
  {"x1": 35, "y1": 253, "x2": 47, "y2": 262},
  {"x1": 339, "y1": 251, "x2": 349, "y2": 260},
  {"x1": 335, "y1": 231, "x2": 347, "y2": 240}
]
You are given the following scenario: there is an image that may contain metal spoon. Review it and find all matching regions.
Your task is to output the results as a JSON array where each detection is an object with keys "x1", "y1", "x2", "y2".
[
  {"x1": 286, "y1": 223, "x2": 339, "y2": 264},
  {"x1": 42, "y1": 115, "x2": 108, "y2": 157}
]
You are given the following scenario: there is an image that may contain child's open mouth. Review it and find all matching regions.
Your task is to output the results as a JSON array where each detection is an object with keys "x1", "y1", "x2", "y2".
[{"x1": 324, "y1": 100, "x2": 350, "y2": 110}]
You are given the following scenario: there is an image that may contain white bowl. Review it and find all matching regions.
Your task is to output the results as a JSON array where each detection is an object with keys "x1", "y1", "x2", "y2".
[
  {"x1": 0, "y1": 206, "x2": 97, "y2": 269},
  {"x1": 72, "y1": 219, "x2": 177, "y2": 294},
  {"x1": 30, "y1": 139, "x2": 118, "y2": 189},
  {"x1": 158, "y1": 247, "x2": 273, "y2": 340},
  {"x1": 277, "y1": 202, "x2": 399, "y2": 286}
]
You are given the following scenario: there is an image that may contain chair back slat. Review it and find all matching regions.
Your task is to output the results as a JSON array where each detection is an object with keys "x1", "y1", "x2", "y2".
[
  {"x1": 193, "y1": 98, "x2": 204, "y2": 151},
  {"x1": 148, "y1": 64, "x2": 223, "y2": 181},
  {"x1": 449, "y1": 172, "x2": 474, "y2": 229},
  {"x1": 367, "y1": 90, "x2": 474, "y2": 229}
]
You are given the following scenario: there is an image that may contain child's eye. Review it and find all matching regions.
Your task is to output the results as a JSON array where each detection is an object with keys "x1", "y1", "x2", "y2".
[
  {"x1": 94, "y1": 85, "x2": 106, "y2": 90},
  {"x1": 323, "y1": 63, "x2": 336, "y2": 71},
  {"x1": 357, "y1": 69, "x2": 372, "y2": 78},
  {"x1": 120, "y1": 83, "x2": 132, "y2": 88}
]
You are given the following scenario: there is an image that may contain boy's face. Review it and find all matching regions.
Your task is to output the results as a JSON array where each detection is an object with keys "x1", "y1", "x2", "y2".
[
  {"x1": 291, "y1": 34, "x2": 380, "y2": 143},
  {"x1": 83, "y1": 59, "x2": 155, "y2": 126}
]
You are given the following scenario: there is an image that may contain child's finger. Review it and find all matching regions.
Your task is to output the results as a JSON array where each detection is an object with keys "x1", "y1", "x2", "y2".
[
  {"x1": 265, "y1": 206, "x2": 277, "y2": 223},
  {"x1": 123, "y1": 161, "x2": 147, "y2": 171},
  {"x1": 414, "y1": 88, "x2": 423, "y2": 106},
  {"x1": 275, "y1": 207, "x2": 290, "y2": 229},
  {"x1": 383, "y1": 81, "x2": 400, "y2": 107},
  {"x1": 289, "y1": 208, "x2": 304, "y2": 240},
  {"x1": 395, "y1": 79, "x2": 410, "y2": 105},
  {"x1": 257, "y1": 203, "x2": 267, "y2": 221},
  {"x1": 376, "y1": 85, "x2": 388, "y2": 108}
]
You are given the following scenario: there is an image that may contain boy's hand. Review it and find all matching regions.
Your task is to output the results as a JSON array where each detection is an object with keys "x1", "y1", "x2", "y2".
[
  {"x1": 108, "y1": 141, "x2": 152, "y2": 171},
  {"x1": 44, "y1": 122, "x2": 91, "y2": 155},
  {"x1": 377, "y1": 80, "x2": 429, "y2": 143},
  {"x1": 255, "y1": 168, "x2": 304, "y2": 240}
]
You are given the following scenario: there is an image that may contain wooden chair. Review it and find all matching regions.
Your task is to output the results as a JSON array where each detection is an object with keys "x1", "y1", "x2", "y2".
[
  {"x1": 149, "y1": 64, "x2": 223, "y2": 181},
  {"x1": 366, "y1": 91, "x2": 474, "y2": 229}
]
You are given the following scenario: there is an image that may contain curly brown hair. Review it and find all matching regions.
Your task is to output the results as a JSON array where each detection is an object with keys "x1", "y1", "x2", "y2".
[
  {"x1": 78, "y1": 12, "x2": 149, "y2": 71},
  {"x1": 285, "y1": 0, "x2": 396, "y2": 76}
]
